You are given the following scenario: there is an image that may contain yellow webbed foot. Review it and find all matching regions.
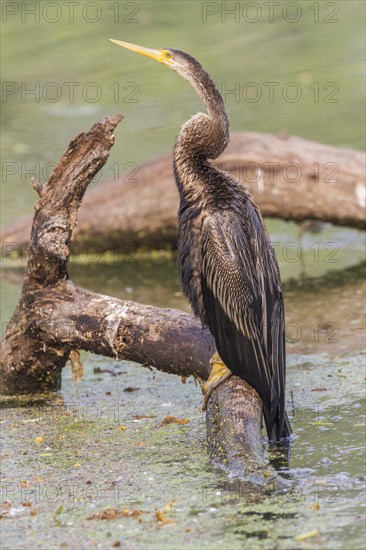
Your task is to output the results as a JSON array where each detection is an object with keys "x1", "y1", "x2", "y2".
[{"x1": 201, "y1": 353, "x2": 233, "y2": 410}]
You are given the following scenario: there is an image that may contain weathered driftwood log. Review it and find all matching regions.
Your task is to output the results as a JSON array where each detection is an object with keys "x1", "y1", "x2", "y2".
[
  {"x1": 0, "y1": 116, "x2": 271, "y2": 480},
  {"x1": 1, "y1": 132, "x2": 365, "y2": 256}
]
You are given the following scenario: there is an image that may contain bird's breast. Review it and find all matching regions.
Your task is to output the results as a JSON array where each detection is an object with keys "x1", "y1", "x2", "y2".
[{"x1": 177, "y1": 203, "x2": 207, "y2": 322}]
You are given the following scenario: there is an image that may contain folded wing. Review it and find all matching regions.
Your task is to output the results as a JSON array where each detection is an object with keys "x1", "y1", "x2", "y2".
[{"x1": 201, "y1": 205, "x2": 291, "y2": 441}]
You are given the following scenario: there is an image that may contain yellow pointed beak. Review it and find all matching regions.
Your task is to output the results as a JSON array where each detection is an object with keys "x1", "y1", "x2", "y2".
[{"x1": 109, "y1": 39, "x2": 170, "y2": 65}]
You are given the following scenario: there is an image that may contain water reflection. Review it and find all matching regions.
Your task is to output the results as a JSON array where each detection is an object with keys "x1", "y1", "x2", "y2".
[{"x1": 2, "y1": 255, "x2": 364, "y2": 355}]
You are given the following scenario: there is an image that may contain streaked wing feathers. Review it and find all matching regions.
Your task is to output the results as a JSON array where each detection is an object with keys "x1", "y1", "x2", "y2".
[{"x1": 201, "y1": 206, "x2": 288, "y2": 440}]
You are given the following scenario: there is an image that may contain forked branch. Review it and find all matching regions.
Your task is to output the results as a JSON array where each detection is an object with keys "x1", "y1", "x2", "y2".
[{"x1": 0, "y1": 116, "x2": 271, "y2": 482}]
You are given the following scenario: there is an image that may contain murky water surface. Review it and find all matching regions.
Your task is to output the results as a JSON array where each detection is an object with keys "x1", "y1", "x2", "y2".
[
  {"x1": 1, "y1": 1, "x2": 365, "y2": 548},
  {"x1": 1, "y1": 253, "x2": 365, "y2": 549}
]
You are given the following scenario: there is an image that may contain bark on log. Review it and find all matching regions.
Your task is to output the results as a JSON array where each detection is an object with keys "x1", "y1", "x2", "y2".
[
  {"x1": 1, "y1": 132, "x2": 365, "y2": 256},
  {"x1": 0, "y1": 116, "x2": 278, "y2": 483}
]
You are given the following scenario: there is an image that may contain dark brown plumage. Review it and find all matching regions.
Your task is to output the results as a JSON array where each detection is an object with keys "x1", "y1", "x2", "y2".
[
  {"x1": 109, "y1": 40, "x2": 291, "y2": 442},
  {"x1": 171, "y1": 49, "x2": 291, "y2": 442}
]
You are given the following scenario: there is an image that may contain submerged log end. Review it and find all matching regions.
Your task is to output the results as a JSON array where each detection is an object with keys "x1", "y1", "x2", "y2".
[
  {"x1": 206, "y1": 376, "x2": 265, "y2": 472},
  {"x1": 206, "y1": 376, "x2": 292, "y2": 489},
  {"x1": 0, "y1": 329, "x2": 67, "y2": 395}
]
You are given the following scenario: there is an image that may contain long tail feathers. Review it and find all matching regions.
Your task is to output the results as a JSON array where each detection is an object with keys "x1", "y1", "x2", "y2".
[{"x1": 264, "y1": 405, "x2": 292, "y2": 444}]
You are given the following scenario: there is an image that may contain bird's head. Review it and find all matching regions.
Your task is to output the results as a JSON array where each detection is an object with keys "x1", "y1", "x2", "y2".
[
  {"x1": 109, "y1": 38, "x2": 229, "y2": 155},
  {"x1": 109, "y1": 39, "x2": 200, "y2": 82}
]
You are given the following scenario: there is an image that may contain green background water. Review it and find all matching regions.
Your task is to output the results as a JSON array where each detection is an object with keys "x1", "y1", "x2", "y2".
[
  {"x1": 1, "y1": 0, "x2": 365, "y2": 224},
  {"x1": 1, "y1": 1, "x2": 365, "y2": 549}
]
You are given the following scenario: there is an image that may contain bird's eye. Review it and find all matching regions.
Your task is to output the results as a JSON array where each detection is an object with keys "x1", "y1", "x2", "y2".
[{"x1": 164, "y1": 50, "x2": 173, "y2": 60}]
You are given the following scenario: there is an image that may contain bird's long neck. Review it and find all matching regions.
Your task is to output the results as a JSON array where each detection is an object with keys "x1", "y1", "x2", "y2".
[{"x1": 173, "y1": 64, "x2": 229, "y2": 200}]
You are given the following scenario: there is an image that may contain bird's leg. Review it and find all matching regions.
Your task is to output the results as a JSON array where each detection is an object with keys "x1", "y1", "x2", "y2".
[{"x1": 201, "y1": 352, "x2": 233, "y2": 410}]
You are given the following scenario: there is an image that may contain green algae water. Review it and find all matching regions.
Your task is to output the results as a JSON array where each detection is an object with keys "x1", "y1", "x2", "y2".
[
  {"x1": 1, "y1": 1, "x2": 365, "y2": 548},
  {"x1": 1, "y1": 256, "x2": 365, "y2": 549}
]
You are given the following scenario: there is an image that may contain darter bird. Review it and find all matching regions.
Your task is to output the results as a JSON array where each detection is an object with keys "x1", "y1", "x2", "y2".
[{"x1": 110, "y1": 39, "x2": 292, "y2": 442}]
